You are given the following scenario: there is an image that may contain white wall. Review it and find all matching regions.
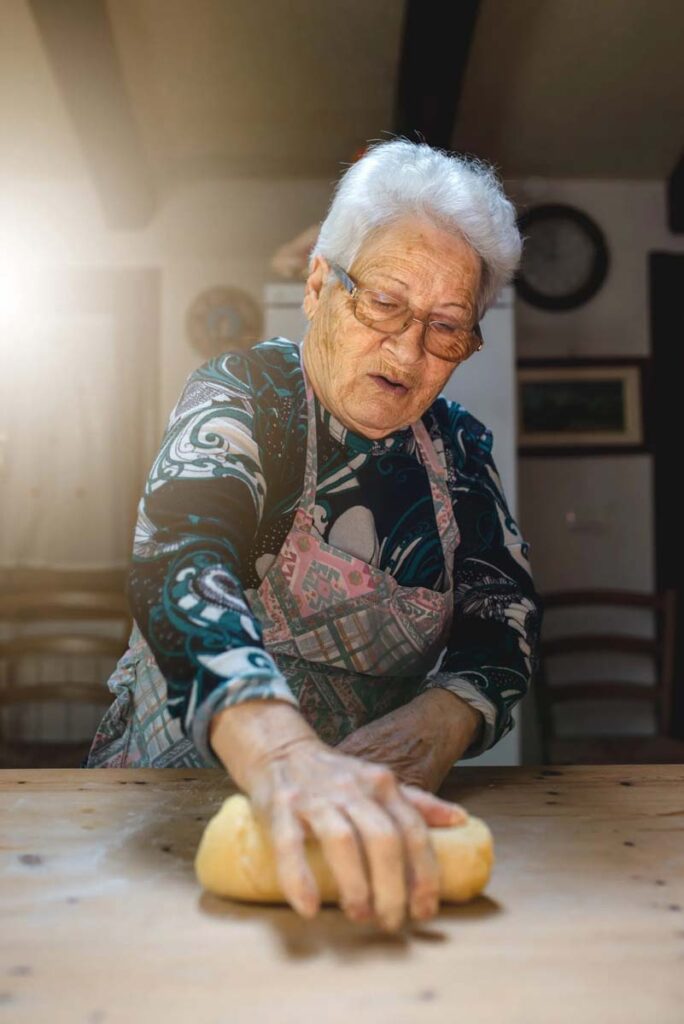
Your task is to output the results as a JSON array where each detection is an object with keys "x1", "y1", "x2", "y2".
[
  {"x1": 507, "y1": 178, "x2": 684, "y2": 757},
  {"x1": 1, "y1": 175, "x2": 334, "y2": 438},
  {"x1": 508, "y1": 178, "x2": 684, "y2": 358},
  {"x1": 7, "y1": 161, "x2": 681, "y2": 759}
]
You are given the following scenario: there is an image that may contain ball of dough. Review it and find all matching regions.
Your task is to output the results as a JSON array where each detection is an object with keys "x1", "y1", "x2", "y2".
[{"x1": 195, "y1": 793, "x2": 494, "y2": 905}]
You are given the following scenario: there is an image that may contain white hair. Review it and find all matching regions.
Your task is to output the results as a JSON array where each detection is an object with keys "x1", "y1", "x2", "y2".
[{"x1": 310, "y1": 139, "x2": 522, "y2": 320}]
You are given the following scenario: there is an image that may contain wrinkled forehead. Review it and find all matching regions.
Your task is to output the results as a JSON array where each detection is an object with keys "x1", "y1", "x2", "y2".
[{"x1": 349, "y1": 216, "x2": 482, "y2": 306}]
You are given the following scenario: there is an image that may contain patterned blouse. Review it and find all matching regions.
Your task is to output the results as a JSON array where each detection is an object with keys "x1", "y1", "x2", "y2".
[{"x1": 128, "y1": 337, "x2": 542, "y2": 764}]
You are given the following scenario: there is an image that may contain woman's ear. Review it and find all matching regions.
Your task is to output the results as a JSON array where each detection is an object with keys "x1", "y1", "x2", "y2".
[{"x1": 303, "y1": 255, "x2": 329, "y2": 320}]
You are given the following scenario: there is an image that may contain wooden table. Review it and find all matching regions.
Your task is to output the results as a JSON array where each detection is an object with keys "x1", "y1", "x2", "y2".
[{"x1": 1, "y1": 765, "x2": 682, "y2": 1024}]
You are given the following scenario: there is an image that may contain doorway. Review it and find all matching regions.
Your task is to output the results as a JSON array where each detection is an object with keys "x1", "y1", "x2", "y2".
[{"x1": 649, "y1": 252, "x2": 684, "y2": 738}]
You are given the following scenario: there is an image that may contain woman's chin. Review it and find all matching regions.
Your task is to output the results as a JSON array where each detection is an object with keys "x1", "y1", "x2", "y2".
[{"x1": 343, "y1": 405, "x2": 413, "y2": 439}]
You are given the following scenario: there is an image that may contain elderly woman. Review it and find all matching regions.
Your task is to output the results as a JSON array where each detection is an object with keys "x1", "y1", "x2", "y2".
[{"x1": 87, "y1": 139, "x2": 541, "y2": 932}]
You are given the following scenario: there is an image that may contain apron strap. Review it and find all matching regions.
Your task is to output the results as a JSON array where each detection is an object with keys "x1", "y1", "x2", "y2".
[{"x1": 299, "y1": 341, "x2": 459, "y2": 587}]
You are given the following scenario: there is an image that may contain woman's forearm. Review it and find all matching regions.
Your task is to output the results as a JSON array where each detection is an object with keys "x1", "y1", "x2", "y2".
[
  {"x1": 403, "y1": 688, "x2": 484, "y2": 778},
  {"x1": 210, "y1": 687, "x2": 483, "y2": 796},
  {"x1": 209, "y1": 699, "x2": 322, "y2": 791},
  {"x1": 336, "y1": 687, "x2": 484, "y2": 792},
  {"x1": 421, "y1": 688, "x2": 485, "y2": 757}
]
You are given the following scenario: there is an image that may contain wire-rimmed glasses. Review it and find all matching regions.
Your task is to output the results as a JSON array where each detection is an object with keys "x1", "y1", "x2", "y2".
[{"x1": 329, "y1": 262, "x2": 484, "y2": 363}]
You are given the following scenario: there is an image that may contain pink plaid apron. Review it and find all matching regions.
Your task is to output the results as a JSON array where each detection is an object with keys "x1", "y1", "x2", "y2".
[
  {"x1": 242, "y1": 351, "x2": 459, "y2": 745},
  {"x1": 86, "y1": 345, "x2": 458, "y2": 765}
]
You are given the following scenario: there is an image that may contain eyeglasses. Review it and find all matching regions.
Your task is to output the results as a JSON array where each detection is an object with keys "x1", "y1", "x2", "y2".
[{"x1": 329, "y1": 262, "x2": 484, "y2": 363}]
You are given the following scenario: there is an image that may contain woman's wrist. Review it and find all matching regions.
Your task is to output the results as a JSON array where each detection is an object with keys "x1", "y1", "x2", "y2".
[
  {"x1": 209, "y1": 698, "x2": 322, "y2": 792},
  {"x1": 415, "y1": 688, "x2": 484, "y2": 756}
]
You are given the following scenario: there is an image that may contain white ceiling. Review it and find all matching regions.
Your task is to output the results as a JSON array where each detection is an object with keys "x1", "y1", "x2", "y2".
[
  {"x1": 2, "y1": 0, "x2": 682, "y2": 199},
  {"x1": 457, "y1": 0, "x2": 684, "y2": 179},
  {"x1": 106, "y1": 0, "x2": 404, "y2": 188}
]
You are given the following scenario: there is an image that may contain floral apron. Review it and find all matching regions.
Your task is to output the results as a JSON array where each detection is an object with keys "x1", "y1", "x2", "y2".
[{"x1": 86, "y1": 344, "x2": 459, "y2": 767}]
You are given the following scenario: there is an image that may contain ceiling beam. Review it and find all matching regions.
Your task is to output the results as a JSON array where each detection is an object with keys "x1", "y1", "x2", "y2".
[
  {"x1": 29, "y1": 0, "x2": 155, "y2": 228},
  {"x1": 392, "y1": 0, "x2": 482, "y2": 149}
]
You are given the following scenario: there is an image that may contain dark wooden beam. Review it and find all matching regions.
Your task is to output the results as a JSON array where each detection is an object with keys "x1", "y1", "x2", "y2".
[
  {"x1": 392, "y1": 0, "x2": 482, "y2": 148},
  {"x1": 29, "y1": 0, "x2": 155, "y2": 228}
]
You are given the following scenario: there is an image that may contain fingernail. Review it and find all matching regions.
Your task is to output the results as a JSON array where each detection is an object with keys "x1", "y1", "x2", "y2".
[
  {"x1": 381, "y1": 911, "x2": 404, "y2": 933},
  {"x1": 344, "y1": 903, "x2": 371, "y2": 923},
  {"x1": 294, "y1": 897, "x2": 318, "y2": 918},
  {"x1": 414, "y1": 898, "x2": 439, "y2": 920}
]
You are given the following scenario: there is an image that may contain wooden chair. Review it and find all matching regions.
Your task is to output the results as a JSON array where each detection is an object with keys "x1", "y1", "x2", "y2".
[
  {"x1": 0, "y1": 586, "x2": 132, "y2": 768},
  {"x1": 534, "y1": 588, "x2": 682, "y2": 765}
]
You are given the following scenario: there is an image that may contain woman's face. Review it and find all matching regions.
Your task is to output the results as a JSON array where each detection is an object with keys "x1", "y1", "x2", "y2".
[{"x1": 302, "y1": 215, "x2": 483, "y2": 439}]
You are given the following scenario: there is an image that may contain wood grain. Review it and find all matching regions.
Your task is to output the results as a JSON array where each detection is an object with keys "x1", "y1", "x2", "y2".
[{"x1": 0, "y1": 765, "x2": 682, "y2": 1024}]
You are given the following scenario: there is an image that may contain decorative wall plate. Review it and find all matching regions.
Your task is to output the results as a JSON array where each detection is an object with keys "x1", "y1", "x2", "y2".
[{"x1": 186, "y1": 286, "x2": 263, "y2": 358}]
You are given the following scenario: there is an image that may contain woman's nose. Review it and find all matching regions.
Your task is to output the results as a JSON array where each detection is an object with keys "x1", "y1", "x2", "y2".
[{"x1": 381, "y1": 317, "x2": 426, "y2": 362}]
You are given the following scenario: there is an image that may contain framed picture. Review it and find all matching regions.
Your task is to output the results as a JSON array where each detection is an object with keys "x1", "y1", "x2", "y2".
[{"x1": 517, "y1": 358, "x2": 651, "y2": 456}]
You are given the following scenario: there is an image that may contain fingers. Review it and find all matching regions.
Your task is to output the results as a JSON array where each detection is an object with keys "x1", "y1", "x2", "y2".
[
  {"x1": 303, "y1": 801, "x2": 371, "y2": 923},
  {"x1": 399, "y1": 782, "x2": 469, "y2": 827},
  {"x1": 251, "y1": 749, "x2": 470, "y2": 932},
  {"x1": 304, "y1": 773, "x2": 466, "y2": 931},
  {"x1": 344, "y1": 792, "x2": 408, "y2": 933},
  {"x1": 269, "y1": 801, "x2": 321, "y2": 919},
  {"x1": 381, "y1": 787, "x2": 441, "y2": 922}
]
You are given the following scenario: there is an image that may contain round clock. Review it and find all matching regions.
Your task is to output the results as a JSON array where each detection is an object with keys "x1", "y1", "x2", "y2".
[
  {"x1": 186, "y1": 286, "x2": 263, "y2": 358},
  {"x1": 514, "y1": 203, "x2": 609, "y2": 311}
]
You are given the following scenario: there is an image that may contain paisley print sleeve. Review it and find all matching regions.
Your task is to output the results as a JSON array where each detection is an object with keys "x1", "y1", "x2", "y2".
[
  {"x1": 423, "y1": 399, "x2": 543, "y2": 759},
  {"x1": 127, "y1": 351, "x2": 297, "y2": 766}
]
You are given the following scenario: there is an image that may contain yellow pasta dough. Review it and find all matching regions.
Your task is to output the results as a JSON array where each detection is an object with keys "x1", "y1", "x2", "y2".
[{"x1": 195, "y1": 793, "x2": 494, "y2": 905}]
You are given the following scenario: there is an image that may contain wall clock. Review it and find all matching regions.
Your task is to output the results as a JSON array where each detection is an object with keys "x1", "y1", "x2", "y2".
[
  {"x1": 514, "y1": 203, "x2": 610, "y2": 311},
  {"x1": 186, "y1": 286, "x2": 263, "y2": 358}
]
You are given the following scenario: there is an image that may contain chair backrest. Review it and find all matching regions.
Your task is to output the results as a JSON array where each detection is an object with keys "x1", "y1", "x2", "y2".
[
  {"x1": 535, "y1": 588, "x2": 677, "y2": 741},
  {"x1": 0, "y1": 581, "x2": 132, "y2": 741},
  {"x1": 0, "y1": 589, "x2": 131, "y2": 634}
]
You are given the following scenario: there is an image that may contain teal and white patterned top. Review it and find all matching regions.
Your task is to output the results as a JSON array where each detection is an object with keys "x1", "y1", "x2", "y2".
[{"x1": 128, "y1": 337, "x2": 542, "y2": 761}]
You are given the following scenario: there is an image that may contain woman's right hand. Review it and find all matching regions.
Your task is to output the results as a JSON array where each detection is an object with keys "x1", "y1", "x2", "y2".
[
  {"x1": 245, "y1": 736, "x2": 467, "y2": 932},
  {"x1": 210, "y1": 699, "x2": 467, "y2": 931}
]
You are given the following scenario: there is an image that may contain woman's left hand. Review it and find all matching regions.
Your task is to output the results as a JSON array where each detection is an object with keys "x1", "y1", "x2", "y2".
[{"x1": 335, "y1": 688, "x2": 483, "y2": 794}]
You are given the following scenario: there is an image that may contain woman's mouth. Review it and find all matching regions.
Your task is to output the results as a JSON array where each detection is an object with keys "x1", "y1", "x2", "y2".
[{"x1": 369, "y1": 374, "x2": 409, "y2": 395}]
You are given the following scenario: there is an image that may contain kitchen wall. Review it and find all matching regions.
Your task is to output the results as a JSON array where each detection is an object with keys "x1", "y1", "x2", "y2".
[
  {"x1": 1, "y1": 173, "x2": 332, "y2": 435},
  {"x1": 507, "y1": 178, "x2": 684, "y2": 760},
  {"x1": 2, "y1": 168, "x2": 334, "y2": 743},
  {"x1": 5, "y1": 149, "x2": 683, "y2": 758}
]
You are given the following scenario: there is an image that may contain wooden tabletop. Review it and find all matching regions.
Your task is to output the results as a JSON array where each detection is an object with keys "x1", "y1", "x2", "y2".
[{"x1": 1, "y1": 764, "x2": 682, "y2": 1024}]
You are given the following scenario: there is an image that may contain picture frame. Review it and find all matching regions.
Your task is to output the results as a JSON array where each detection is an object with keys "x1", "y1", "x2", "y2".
[{"x1": 517, "y1": 357, "x2": 651, "y2": 456}]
